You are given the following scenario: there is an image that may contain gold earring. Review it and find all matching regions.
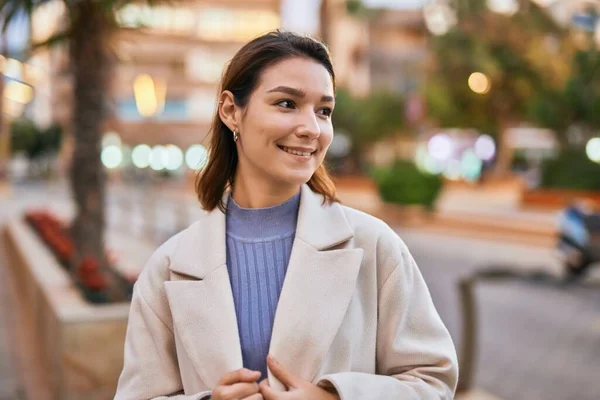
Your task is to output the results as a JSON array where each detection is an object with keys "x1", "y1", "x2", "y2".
[{"x1": 233, "y1": 129, "x2": 239, "y2": 142}]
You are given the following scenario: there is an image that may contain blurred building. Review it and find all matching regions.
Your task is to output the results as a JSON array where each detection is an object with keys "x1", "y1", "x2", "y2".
[
  {"x1": 320, "y1": 0, "x2": 428, "y2": 97},
  {"x1": 28, "y1": 0, "x2": 281, "y2": 155},
  {"x1": 320, "y1": 0, "x2": 428, "y2": 167}
]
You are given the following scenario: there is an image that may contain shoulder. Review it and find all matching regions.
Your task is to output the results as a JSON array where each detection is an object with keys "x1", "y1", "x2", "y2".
[
  {"x1": 338, "y1": 203, "x2": 412, "y2": 284},
  {"x1": 134, "y1": 224, "x2": 191, "y2": 292},
  {"x1": 339, "y1": 203, "x2": 406, "y2": 252}
]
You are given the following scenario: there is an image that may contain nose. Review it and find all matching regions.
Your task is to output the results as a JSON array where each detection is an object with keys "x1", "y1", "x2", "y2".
[{"x1": 296, "y1": 110, "x2": 321, "y2": 140}]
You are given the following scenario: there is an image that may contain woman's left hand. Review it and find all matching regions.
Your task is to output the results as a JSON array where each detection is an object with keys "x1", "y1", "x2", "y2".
[{"x1": 259, "y1": 355, "x2": 340, "y2": 400}]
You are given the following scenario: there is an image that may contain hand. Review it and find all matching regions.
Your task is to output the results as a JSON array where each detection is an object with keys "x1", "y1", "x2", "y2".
[
  {"x1": 211, "y1": 368, "x2": 264, "y2": 400},
  {"x1": 259, "y1": 355, "x2": 340, "y2": 400}
]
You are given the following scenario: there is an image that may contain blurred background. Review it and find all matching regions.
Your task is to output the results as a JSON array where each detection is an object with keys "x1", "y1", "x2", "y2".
[{"x1": 1, "y1": 0, "x2": 600, "y2": 399}]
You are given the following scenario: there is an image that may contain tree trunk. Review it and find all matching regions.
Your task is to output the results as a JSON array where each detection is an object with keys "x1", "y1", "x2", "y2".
[
  {"x1": 69, "y1": 1, "x2": 112, "y2": 271},
  {"x1": 492, "y1": 115, "x2": 517, "y2": 177},
  {"x1": 0, "y1": 36, "x2": 8, "y2": 190}
]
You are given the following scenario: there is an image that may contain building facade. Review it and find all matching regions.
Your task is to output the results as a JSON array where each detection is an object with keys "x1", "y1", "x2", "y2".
[{"x1": 29, "y1": 0, "x2": 281, "y2": 158}]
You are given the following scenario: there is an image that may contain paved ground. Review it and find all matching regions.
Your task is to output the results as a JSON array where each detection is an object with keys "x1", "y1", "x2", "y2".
[
  {"x1": 2, "y1": 181, "x2": 600, "y2": 400},
  {"x1": 401, "y1": 229, "x2": 600, "y2": 400}
]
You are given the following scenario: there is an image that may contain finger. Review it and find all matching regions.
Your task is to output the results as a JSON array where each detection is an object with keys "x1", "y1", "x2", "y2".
[
  {"x1": 259, "y1": 379, "x2": 280, "y2": 400},
  {"x1": 242, "y1": 393, "x2": 264, "y2": 400},
  {"x1": 267, "y1": 355, "x2": 298, "y2": 389},
  {"x1": 224, "y1": 381, "x2": 260, "y2": 399},
  {"x1": 219, "y1": 368, "x2": 261, "y2": 386}
]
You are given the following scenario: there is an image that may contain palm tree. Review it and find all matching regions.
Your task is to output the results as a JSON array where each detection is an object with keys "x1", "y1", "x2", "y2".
[{"x1": 0, "y1": 0, "x2": 155, "y2": 274}]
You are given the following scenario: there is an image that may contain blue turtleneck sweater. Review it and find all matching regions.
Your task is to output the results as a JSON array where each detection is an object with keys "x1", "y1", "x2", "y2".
[{"x1": 225, "y1": 191, "x2": 300, "y2": 379}]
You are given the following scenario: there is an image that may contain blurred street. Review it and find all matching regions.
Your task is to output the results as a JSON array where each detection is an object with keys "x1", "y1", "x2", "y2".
[{"x1": 1, "y1": 182, "x2": 600, "y2": 400}]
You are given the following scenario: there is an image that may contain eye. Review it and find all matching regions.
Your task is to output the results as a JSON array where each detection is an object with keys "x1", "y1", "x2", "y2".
[
  {"x1": 317, "y1": 107, "x2": 333, "y2": 117},
  {"x1": 275, "y1": 99, "x2": 296, "y2": 109}
]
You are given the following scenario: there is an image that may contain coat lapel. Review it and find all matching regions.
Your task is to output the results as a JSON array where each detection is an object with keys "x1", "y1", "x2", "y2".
[
  {"x1": 162, "y1": 186, "x2": 363, "y2": 391},
  {"x1": 267, "y1": 185, "x2": 364, "y2": 390},
  {"x1": 165, "y1": 199, "x2": 243, "y2": 389}
]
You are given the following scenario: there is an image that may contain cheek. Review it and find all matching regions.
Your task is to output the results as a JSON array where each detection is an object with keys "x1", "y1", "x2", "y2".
[{"x1": 320, "y1": 129, "x2": 334, "y2": 151}]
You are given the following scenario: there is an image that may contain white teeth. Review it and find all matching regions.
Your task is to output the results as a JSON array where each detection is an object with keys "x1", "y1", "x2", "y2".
[{"x1": 280, "y1": 146, "x2": 312, "y2": 157}]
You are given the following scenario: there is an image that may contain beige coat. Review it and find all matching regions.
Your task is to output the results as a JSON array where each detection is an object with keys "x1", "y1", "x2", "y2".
[{"x1": 114, "y1": 185, "x2": 458, "y2": 400}]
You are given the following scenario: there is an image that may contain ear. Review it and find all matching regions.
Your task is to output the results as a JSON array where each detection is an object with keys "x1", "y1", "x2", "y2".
[{"x1": 218, "y1": 90, "x2": 240, "y2": 133}]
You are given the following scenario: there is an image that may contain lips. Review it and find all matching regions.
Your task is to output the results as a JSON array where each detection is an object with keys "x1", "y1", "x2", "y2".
[{"x1": 277, "y1": 145, "x2": 316, "y2": 157}]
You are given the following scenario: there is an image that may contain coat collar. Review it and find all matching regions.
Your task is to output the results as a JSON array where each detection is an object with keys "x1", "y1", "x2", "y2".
[{"x1": 169, "y1": 184, "x2": 355, "y2": 279}]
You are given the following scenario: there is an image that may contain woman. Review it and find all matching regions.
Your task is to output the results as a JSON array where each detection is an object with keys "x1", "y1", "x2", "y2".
[{"x1": 115, "y1": 31, "x2": 458, "y2": 400}]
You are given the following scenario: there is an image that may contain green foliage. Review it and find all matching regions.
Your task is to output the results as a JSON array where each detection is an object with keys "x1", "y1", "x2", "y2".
[
  {"x1": 371, "y1": 160, "x2": 443, "y2": 208},
  {"x1": 540, "y1": 149, "x2": 600, "y2": 190},
  {"x1": 423, "y1": 0, "x2": 569, "y2": 134},
  {"x1": 510, "y1": 150, "x2": 530, "y2": 171},
  {"x1": 10, "y1": 118, "x2": 63, "y2": 159},
  {"x1": 333, "y1": 88, "x2": 406, "y2": 148},
  {"x1": 530, "y1": 44, "x2": 600, "y2": 143},
  {"x1": 345, "y1": 0, "x2": 378, "y2": 18}
]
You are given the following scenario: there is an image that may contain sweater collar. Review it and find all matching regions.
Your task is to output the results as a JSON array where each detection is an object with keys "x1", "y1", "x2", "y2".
[{"x1": 226, "y1": 191, "x2": 300, "y2": 240}]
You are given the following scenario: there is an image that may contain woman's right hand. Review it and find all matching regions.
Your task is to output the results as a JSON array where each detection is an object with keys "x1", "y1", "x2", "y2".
[{"x1": 211, "y1": 368, "x2": 263, "y2": 400}]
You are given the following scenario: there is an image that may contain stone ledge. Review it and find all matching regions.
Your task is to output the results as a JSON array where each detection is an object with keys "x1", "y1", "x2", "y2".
[{"x1": 3, "y1": 217, "x2": 130, "y2": 400}]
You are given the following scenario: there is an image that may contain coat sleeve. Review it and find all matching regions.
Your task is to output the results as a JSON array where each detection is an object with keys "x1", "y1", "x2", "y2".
[
  {"x1": 114, "y1": 237, "x2": 212, "y2": 400},
  {"x1": 317, "y1": 243, "x2": 458, "y2": 399}
]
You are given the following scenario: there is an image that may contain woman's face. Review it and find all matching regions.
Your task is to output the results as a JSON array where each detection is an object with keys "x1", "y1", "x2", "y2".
[{"x1": 227, "y1": 57, "x2": 335, "y2": 190}]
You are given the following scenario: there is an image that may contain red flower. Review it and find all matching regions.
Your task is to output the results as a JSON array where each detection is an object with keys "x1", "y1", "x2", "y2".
[{"x1": 84, "y1": 272, "x2": 108, "y2": 291}]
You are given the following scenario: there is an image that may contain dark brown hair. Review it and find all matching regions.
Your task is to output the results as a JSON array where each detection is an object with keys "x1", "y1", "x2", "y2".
[{"x1": 196, "y1": 30, "x2": 339, "y2": 212}]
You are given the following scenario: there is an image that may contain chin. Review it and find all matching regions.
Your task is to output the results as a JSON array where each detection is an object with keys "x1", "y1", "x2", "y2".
[{"x1": 276, "y1": 170, "x2": 314, "y2": 187}]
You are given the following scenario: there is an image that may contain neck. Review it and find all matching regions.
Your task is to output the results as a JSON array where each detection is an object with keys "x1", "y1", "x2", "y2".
[{"x1": 232, "y1": 170, "x2": 301, "y2": 209}]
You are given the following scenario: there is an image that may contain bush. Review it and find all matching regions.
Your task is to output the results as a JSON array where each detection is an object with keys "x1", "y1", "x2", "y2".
[
  {"x1": 541, "y1": 149, "x2": 600, "y2": 191},
  {"x1": 11, "y1": 118, "x2": 63, "y2": 159},
  {"x1": 24, "y1": 210, "x2": 136, "y2": 303},
  {"x1": 371, "y1": 161, "x2": 444, "y2": 209}
]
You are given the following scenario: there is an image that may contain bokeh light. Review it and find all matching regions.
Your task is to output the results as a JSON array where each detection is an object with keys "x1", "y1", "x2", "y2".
[
  {"x1": 329, "y1": 133, "x2": 352, "y2": 158},
  {"x1": 4, "y1": 81, "x2": 33, "y2": 104},
  {"x1": 185, "y1": 144, "x2": 209, "y2": 170},
  {"x1": 165, "y1": 145, "x2": 184, "y2": 171},
  {"x1": 423, "y1": 3, "x2": 457, "y2": 36},
  {"x1": 475, "y1": 135, "x2": 496, "y2": 161},
  {"x1": 468, "y1": 72, "x2": 491, "y2": 94},
  {"x1": 132, "y1": 144, "x2": 151, "y2": 168},
  {"x1": 133, "y1": 74, "x2": 166, "y2": 118},
  {"x1": 428, "y1": 134, "x2": 454, "y2": 161},
  {"x1": 461, "y1": 150, "x2": 483, "y2": 181},
  {"x1": 101, "y1": 145, "x2": 123, "y2": 169},
  {"x1": 150, "y1": 145, "x2": 168, "y2": 171},
  {"x1": 586, "y1": 138, "x2": 600, "y2": 163},
  {"x1": 4, "y1": 58, "x2": 22, "y2": 79},
  {"x1": 102, "y1": 132, "x2": 121, "y2": 148},
  {"x1": 487, "y1": 0, "x2": 519, "y2": 16},
  {"x1": 443, "y1": 159, "x2": 462, "y2": 181}
]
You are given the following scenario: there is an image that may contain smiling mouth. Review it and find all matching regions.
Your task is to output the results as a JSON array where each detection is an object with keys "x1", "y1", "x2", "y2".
[{"x1": 277, "y1": 145, "x2": 316, "y2": 157}]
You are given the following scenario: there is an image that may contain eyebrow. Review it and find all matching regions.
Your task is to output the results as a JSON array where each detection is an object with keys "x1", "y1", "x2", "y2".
[{"x1": 266, "y1": 86, "x2": 334, "y2": 103}]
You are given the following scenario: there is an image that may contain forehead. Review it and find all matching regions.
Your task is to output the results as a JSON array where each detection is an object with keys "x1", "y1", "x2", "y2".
[{"x1": 257, "y1": 57, "x2": 334, "y2": 96}]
